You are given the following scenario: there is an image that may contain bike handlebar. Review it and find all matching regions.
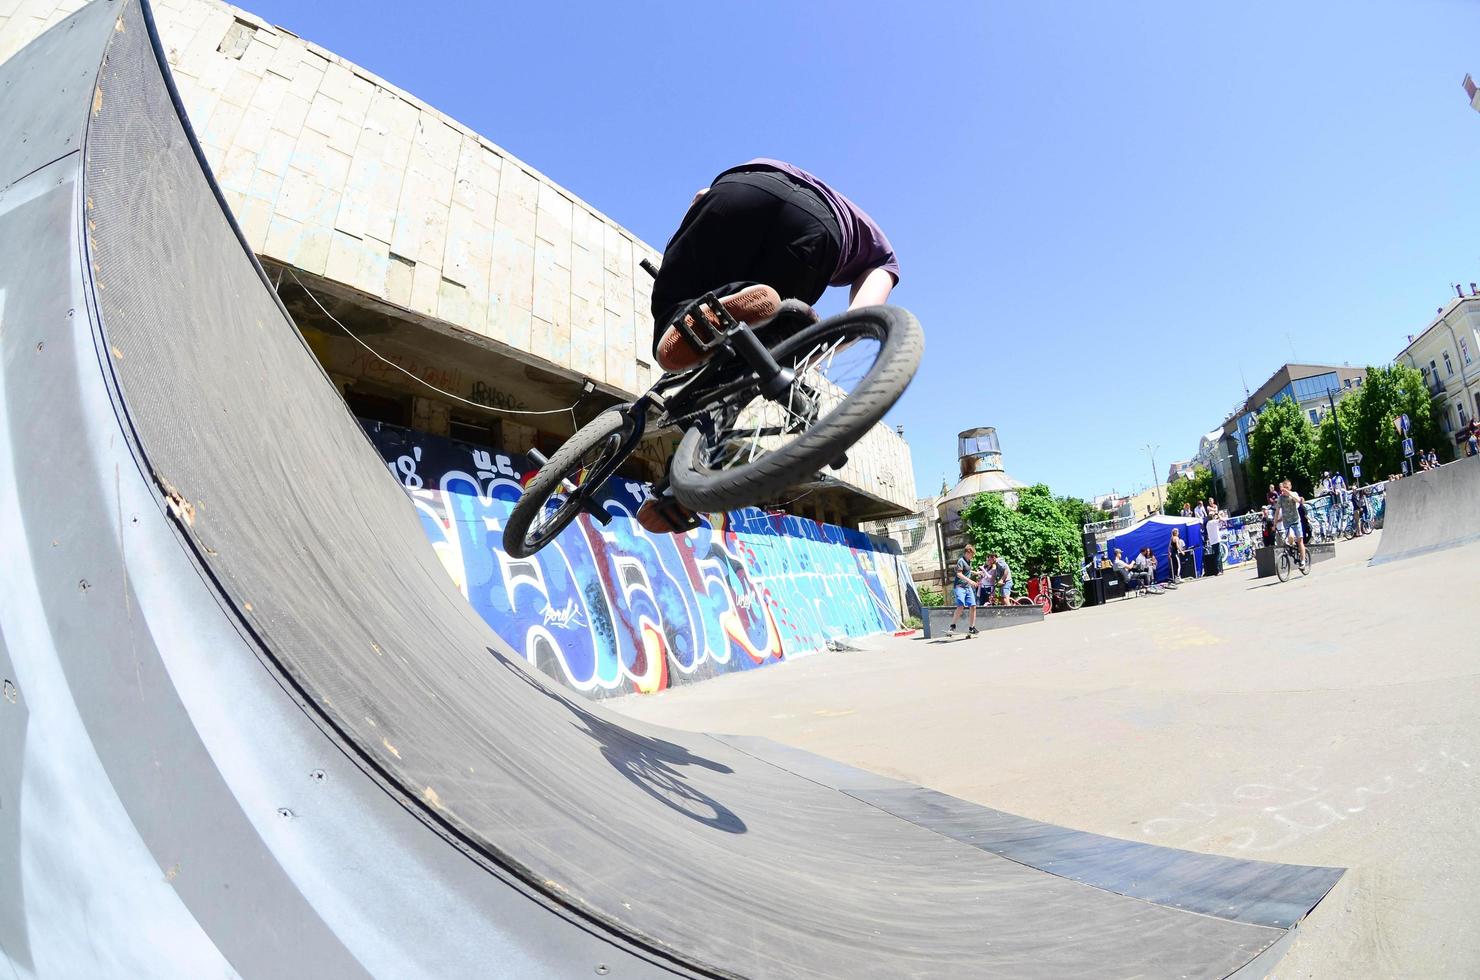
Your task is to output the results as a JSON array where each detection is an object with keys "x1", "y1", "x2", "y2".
[{"x1": 639, "y1": 258, "x2": 660, "y2": 280}]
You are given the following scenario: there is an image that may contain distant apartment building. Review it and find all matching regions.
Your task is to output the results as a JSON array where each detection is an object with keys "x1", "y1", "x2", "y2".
[
  {"x1": 1197, "y1": 363, "x2": 1367, "y2": 511},
  {"x1": 1165, "y1": 460, "x2": 1195, "y2": 483},
  {"x1": 1394, "y1": 288, "x2": 1480, "y2": 445}
]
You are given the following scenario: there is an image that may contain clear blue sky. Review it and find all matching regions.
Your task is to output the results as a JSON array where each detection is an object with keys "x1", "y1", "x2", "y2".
[{"x1": 244, "y1": 0, "x2": 1480, "y2": 502}]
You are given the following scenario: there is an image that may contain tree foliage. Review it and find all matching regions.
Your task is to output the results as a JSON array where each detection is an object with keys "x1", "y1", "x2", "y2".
[
  {"x1": 1163, "y1": 466, "x2": 1213, "y2": 515},
  {"x1": 1316, "y1": 364, "x2": 1449, "y2": 482},
  {"x1": 1054, "y1": 495, "x2": 1105, "y2": 529},
  {"x1": 960, "y1": 484, "x2": 1081, "y2": 590},
  {"x1": 1246, "y1": 396, "x2": 1317, "y2": 496}
]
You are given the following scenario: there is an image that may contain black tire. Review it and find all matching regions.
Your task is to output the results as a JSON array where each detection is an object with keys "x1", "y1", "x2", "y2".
[
  {"x1": 1063, "y1": 589, "x2": 1084, "y2": 611},
  {"x1": 1299, "y1": 551, "x2": 1311, "y2": 576},
  {"x1": 502, "y1": 410, "x2": 633, "y2": 559},
  {"x1": 668, "y1": 305, "x2": 923, "y2": 512},
  {"x1": 1276, "y1": 549, "x2": 1292, "y2": 583}
]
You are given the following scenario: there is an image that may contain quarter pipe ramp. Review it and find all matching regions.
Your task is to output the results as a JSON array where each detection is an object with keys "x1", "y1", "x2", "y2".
[
  {"x1": 0, "y1": 2, "x2": 1341, "y2": 976},
  {"x1": 1370, "y1": 455, "x2": 1480, "y2": 565}
]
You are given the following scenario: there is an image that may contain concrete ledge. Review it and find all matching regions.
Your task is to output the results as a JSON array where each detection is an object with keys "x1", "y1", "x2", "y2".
[
  {"x1": 1254, "y1": 541, "x2": 1335, "y2": 578},
  {"x1": 922, "y1": 604, "x2": 1043, "y2": 638}
]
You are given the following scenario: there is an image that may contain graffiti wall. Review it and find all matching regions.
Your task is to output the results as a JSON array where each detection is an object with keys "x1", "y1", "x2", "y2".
[{"x1": 363, "y1": 422, "x2": 919, "y2": 699}]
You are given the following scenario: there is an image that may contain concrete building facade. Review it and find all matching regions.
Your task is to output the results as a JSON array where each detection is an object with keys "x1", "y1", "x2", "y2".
[
  {"x1": 1395, "y1": 291, "x2": 1480, "y2": 445},
  {"x1": 1196, "y1": 363, "x2": 1367, "y2": 512},
  {"x1": 0, "y1": 0, "x2": 915, "y2": 525}
]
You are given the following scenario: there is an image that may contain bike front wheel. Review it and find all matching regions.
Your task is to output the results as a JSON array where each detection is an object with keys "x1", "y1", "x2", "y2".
[
  {"x1": 1063, "y1": 588, "x2": 1084, "y2": 611},
  {"x1": 1276, "y1": 549, "x2": 1292, "y2": 582},
  {"x1": 502, "y1": 410, "x2": 634, "y2": 559},
  {"x1": 668, "y1": 305, "x2": 923, "y2": 513}
]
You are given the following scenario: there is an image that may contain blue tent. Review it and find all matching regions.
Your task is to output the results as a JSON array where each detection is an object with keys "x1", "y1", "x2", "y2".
[{"x1": 1107, "y1": 515, "x2": 1204, "y2": 582}]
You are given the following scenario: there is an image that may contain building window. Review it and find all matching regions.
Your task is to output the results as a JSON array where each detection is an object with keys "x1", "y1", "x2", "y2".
[
  {"x1": 1309, "y1": 409, "x2": 1319, "y2": 424},
  {"x1": 1343, "y1": 377, "x2": 1352, "y2": 389},
  {"x1": 1462, "y1": 404, "x2": 1470, "y2": 426},
  {"x1": 1463, "y1": 337, "x2": 1473, "y2": 366},
  {"x1": 1444, "y1": 351, "x2": 1455, "y2": 377},
  {"x1": 1443, "y1": 407, "x2": 1452, "y2": 432},
  {"x1": 344, "y1": 387, "x2": 410, "y2": 427}
]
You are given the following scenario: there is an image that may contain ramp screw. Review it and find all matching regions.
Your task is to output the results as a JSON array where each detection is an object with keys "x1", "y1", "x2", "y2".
[
  {"x1": 310, "y1": 769, "x2": 325, "y2": 782},
  {"x1": 277, "y1": 807, "x2": 294, "y2": 820},
  {"x1": 35, "y1": 342, "x2": 43, "y2": 352},
  {"x1": 77, "y1": 579, "x2": 90, "y2": 592},
  {"x1": 595, "y1": 967, "x2": 609, "y2": 976}
]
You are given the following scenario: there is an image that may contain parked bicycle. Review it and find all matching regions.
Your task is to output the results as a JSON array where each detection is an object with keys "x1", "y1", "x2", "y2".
[
  {"x1": 1027, "y1": 575, "x2": 1084, "y2": 613},
  {"x1": 502, "y1": 260, "x2": 923, "y2": 558}
]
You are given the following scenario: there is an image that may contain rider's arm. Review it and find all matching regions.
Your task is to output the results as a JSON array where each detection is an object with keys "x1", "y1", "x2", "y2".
[{"x1": 848, "y1": 266, "x2": 896, "y2": 309}]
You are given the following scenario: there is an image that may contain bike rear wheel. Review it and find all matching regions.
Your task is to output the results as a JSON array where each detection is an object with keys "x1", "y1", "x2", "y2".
[
  {"x1": 1299, "y1": 551, "x2": 1311, "y2": 576},
  {"x1": 1063, "y1": 588, "x2": 1084, "y2": 611},
  {"x1": 668, "y1": 305, "x2": 923, "y2": 513},
  {"x1": 502, "y1": 410, "x2": 634, "y2": 559}
]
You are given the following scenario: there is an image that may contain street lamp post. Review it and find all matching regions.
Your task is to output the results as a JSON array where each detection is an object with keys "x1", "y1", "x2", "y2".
[
  {"x1": 1327, "y1": 388, "x2": 1350, "y2": 484},
  {"x1": 1147, "y1": 444, "x2": 1162, "y2": 512}
]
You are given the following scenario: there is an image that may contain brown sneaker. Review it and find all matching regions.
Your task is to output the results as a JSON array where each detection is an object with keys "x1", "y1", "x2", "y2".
[
  {"x1": 655, "y1": 284, "x2": 781, "y2": 372},
  {"x1": 636, "y1": 496, "x2": 697, "y2": 534}
]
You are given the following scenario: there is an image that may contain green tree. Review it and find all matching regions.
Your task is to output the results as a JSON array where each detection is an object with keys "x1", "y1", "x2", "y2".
[
  {"x1": 1247, "y1": 396, "x2": 1317, "y2": 496},
  {"x1": 1327, "y1": 364, "x2": 1449, "y2": 481},
  {"x1": 1054, "y1": 495, "x2": 1105, "y2": 529},
  {"x1": 1314, "y1": 395, "x2": 1362, "y2": 482},
  {"x1": 960, "y1": 484, "x2": 1081, "y2": 595},
  {"x1": 1163, "y1": 466, "x2": 1213, "y2": 515}
]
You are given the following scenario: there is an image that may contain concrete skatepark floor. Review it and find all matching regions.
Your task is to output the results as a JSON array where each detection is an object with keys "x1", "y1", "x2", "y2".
[{"x1": 614, "y1": 530, "x2": 1480, "y2": 977}]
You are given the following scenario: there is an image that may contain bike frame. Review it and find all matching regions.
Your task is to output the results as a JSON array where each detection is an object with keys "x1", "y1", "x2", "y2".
[{"x1": 528, "y1": 294, "x2": 814, "y2": 525}]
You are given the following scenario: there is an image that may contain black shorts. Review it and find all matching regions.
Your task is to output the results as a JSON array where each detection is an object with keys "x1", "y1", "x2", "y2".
[{"x1": 649, "y1": 169, "x2": 841, "y2": 357}]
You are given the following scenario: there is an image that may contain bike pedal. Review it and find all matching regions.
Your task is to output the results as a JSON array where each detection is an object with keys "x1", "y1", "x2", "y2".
[{"x1": 672, "y1": 292, "x2": 737, "y2": 355}]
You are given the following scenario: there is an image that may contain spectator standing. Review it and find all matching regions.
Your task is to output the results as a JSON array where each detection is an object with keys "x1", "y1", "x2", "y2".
[
  {"x1": 1194, "y1": 500, "x2": 1207, "y2": 523},
  {"x1": 1205, "y1": 507, "x2": 1224, "y2": 575},
  {"x1": 1466, "y1": 418, "x2": 1480, "y2": 458},
  {"x1": 1168, "y1": 528, "x2": 1186, "y2": 583},
  {"x1": 948, "y1": 544, "x2": 979, "y2": 637},
  {"x1": 983, "y1": 552, "x2": 1012, "y2": 606}
]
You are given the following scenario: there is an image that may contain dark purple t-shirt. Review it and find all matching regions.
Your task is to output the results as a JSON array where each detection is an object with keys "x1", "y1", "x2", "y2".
[{"x1": 733, "y1": 159, "x2": 900, "y2": 288}]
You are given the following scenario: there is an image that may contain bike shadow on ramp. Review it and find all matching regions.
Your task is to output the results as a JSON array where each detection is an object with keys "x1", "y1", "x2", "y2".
[{"x1": 491, "y1": 647, "x2": 745, "y2": 834}]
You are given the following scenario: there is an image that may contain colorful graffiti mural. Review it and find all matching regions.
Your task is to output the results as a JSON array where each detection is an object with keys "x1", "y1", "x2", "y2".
[{"x1": 364, "y1": 423, "x2": 919, "y2": 698}]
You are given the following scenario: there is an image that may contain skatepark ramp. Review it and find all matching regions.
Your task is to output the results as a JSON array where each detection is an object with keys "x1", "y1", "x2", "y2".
[
  {"x1": 1370, "y1": 455, "x2": 1480, "y2": 565},
  {"x1": 0, "y1": 2, "x2": 1341, "y2": 975}
]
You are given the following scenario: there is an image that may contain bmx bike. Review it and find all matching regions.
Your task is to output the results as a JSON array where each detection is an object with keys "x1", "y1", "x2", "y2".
[
  {"x1": 501, "y1": 260, "x2": 923, "y2": 559},
  {"x1": 1027, "y1": 574, "x2": 1084, "y2": 612},
  {"x1": 1274, "y1": 533, "x2": 1311, "y2": 583}
]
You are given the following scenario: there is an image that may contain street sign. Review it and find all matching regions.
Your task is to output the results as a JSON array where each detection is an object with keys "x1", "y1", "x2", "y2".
[
  {"x1": 1345, "y1": 451, "x2": 1363, "y2": 464},
  {"x1": 1395, "y1": 413, "x2": 1411, "y2": 436},
  {"x1": 1402, "y1": 437, "x2": 1414, "y2": 458},
  {"x1": 1353, "y1": 464, "x2": 1362, "y2": 479}
]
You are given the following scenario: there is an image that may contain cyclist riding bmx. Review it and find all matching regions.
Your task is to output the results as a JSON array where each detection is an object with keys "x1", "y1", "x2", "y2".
[{"x1": 637, "y1": 159, "x2": 901, "y2": 533}]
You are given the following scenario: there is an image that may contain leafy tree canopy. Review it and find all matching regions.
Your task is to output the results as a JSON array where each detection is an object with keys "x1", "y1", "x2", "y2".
[
  {"x1": 1164, "y1": 466, "x2": 1214, "y2": 515},
  {"x1": 1246, "y1": 396, "x2": 1317, "y2": 497},
  {"x1": 960, "y1": 484, "x2": 1081, "y2": 589}
]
